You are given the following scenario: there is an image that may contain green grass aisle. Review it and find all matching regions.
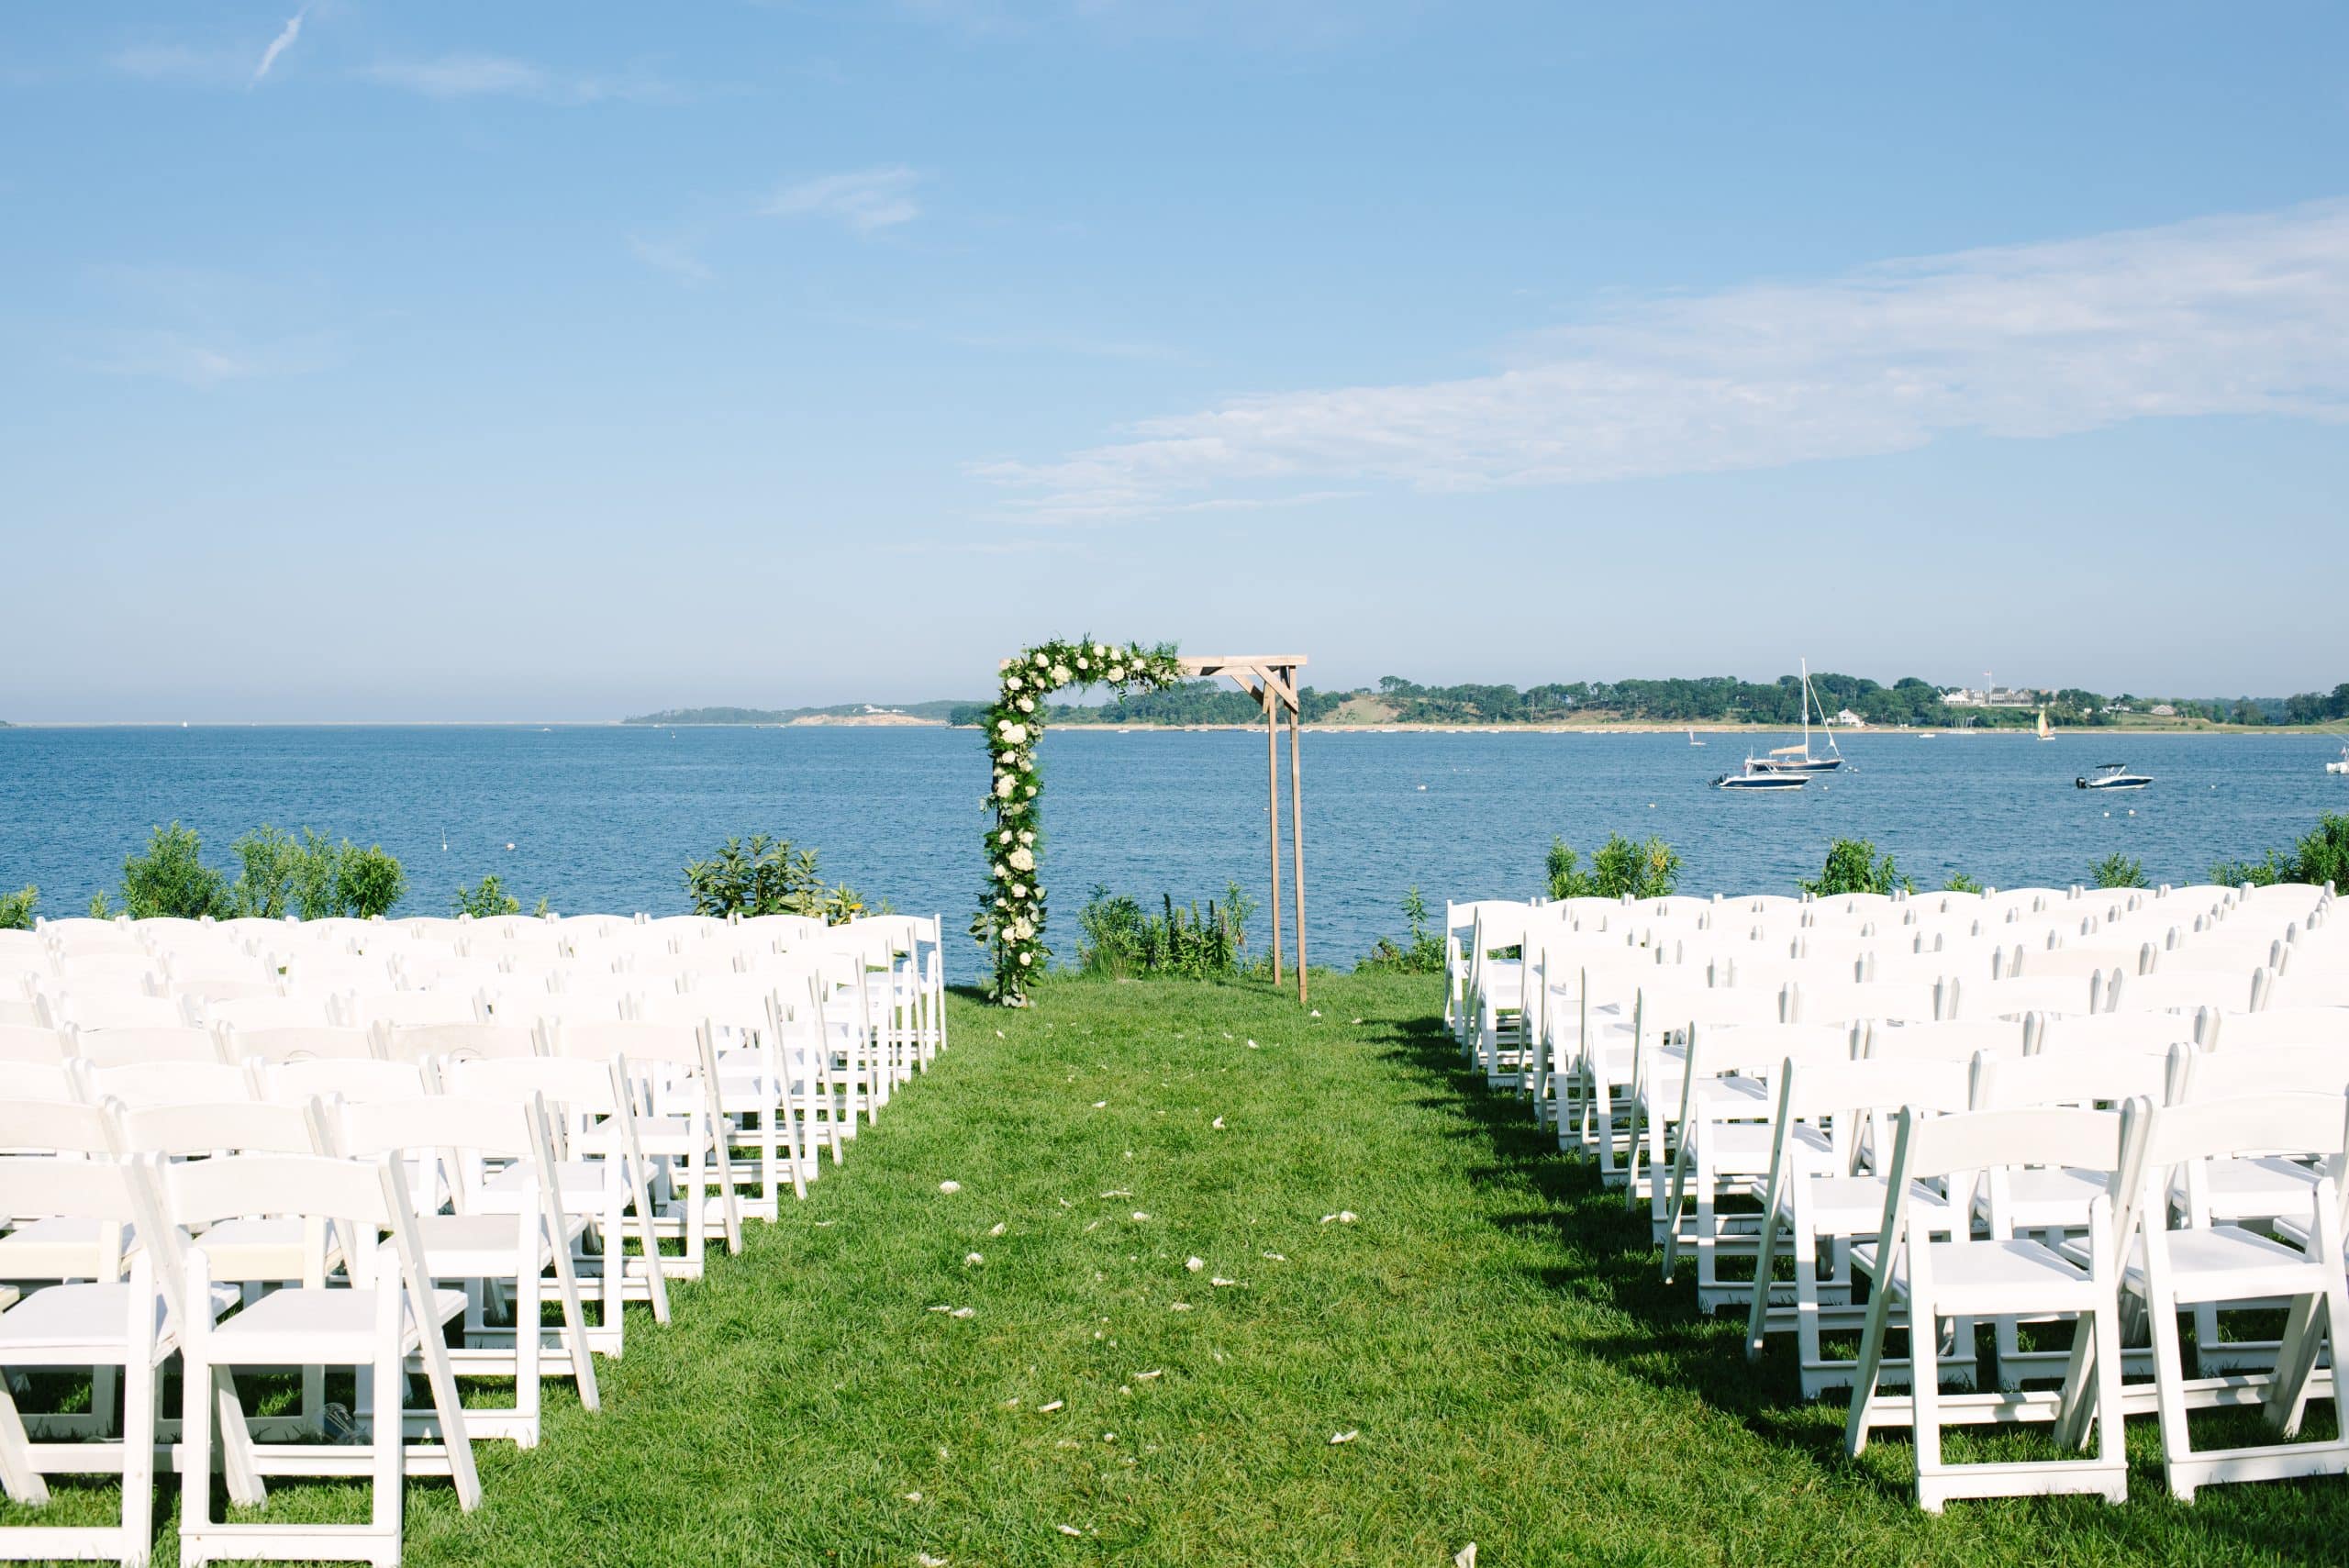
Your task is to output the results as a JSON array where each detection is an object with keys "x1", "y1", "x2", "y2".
[{"x1": 389, "y1": 973, "x2": 2336, "y2": 1566}]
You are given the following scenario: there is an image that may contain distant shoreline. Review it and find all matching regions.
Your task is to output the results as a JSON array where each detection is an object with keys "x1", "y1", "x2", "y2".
[{"x1": 12, "y1": 719, "x2": 2337, "y2": 737}]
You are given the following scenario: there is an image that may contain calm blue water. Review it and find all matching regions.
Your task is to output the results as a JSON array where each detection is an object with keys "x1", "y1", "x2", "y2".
[{"x1": 2, "y1": 726, "x2": 2342, "y2": 975}]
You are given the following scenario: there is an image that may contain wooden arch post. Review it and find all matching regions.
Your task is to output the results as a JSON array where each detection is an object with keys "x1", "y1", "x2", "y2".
[{"x1": 1181, "y1": 655, "x2": 1309, "y2": 1004}]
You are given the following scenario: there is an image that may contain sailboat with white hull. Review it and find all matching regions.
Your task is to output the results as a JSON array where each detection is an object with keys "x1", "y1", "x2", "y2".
[{"x1": 1747, "y1": 659, "x2": 1845, "y2": 773}]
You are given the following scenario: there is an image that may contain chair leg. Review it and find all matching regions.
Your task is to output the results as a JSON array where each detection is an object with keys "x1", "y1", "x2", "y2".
[{"x1": 120, "y1": 1351, "x2": 156, "y2": 1563}]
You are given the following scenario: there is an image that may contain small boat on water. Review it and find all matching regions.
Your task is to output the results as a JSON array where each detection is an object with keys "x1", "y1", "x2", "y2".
[
  {"x1": 1747, "y1": 658, "x2": 1844, "y2": 773},
  {"x1": 2076, "y1": 762, "x2": 2153, "y2": 792},
  {"x1": 2036, "y1": 706, "x2": 2054, "y2": 741},
  {"x1": 1716, "y1": 761, "x2": 1807, "y2": 791},
  {"x1": 2327, "y1": 746, "x2": 2349, "y2": 776},
  {"x1": 1687, "y1": 728, "x2": 1705, "y2": 748}
]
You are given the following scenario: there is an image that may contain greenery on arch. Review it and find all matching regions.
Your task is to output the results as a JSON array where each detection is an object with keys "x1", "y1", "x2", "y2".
[{"x1": 973, "y1": 637, "x2": 1187, "y2": 1004}]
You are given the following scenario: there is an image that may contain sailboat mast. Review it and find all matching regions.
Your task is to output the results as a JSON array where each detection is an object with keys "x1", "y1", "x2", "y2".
[{"x1": 1800, "y1": 657, "x2": 1812, "y2": 755}]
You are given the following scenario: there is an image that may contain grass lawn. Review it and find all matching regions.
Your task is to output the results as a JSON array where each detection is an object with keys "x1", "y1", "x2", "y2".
[{"x1": 10, "y1": 973, "x2": 2344, "y2": 1562}]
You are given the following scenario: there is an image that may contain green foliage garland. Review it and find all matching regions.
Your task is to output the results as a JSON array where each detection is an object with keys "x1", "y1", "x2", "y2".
[{"x1": 973, "y1": 638, "x2": 1186, "y2": 1003}]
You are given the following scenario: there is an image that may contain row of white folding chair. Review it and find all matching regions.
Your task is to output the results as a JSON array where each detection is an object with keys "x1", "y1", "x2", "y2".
[{"x1": 0, "y1": 1104, "x2": 484, "y2": 1564}]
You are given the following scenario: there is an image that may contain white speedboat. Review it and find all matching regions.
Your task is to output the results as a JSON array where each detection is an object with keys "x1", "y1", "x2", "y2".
[
  {"x1": 1747, "y1": 658, "x2": 1845, "y2": 773},
  {"x1": 2076, "y1": 762, "x2": 2153, "y2": 792},
  {"x1": 2328, "y1": 746, "x2": 2349, "y2": 776},
  {"x1": 1717, "y1": 762, "x2": 1807, "y2": 791}
]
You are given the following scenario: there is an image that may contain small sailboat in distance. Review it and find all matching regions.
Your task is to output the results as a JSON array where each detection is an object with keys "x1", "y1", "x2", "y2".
[
  {"x1": 1687, "y1": 728, "x2": 1705, "y2": 747},
  {"x1": 1747, "y1": 658, "x2": 1844, "y2": 773},
  {"x1": 2036, "y1": 706, "x2": 2054, "y2": 741},
  {"x1": 2326, "y1": 746, "x2": 2348, "y2": 776}
]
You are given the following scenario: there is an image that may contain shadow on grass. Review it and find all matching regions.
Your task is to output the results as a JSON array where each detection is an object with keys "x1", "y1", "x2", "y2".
[{"x1": 1362, "y1": 998, "x2": 2349, "y2": 1560}]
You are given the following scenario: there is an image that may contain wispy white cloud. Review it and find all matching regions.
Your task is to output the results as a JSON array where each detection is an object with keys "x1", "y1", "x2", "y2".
[
  {"x1": 359, "y1": 53, "x2": 674, "y2": 105},
  {"x1": 763, "y1": 166, "x2": 921, "y2": 233},
  {"x1": 628, "y1": 232, "x2": 713, "y2": 286},
  {"x1": 84, "y1": 328, "x2": 333, "y2": 386},
  {"x1": 74, "y1": 263, "x2": 337, "y2": 387},
  {"x1": 978, "y1": 200, "x2": 2349, "y2": 522},
  {"x1": 251, "y1": 9, "x2": 306, "y2": 83}
]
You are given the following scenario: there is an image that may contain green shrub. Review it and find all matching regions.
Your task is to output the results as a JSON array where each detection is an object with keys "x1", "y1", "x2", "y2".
[
  {"x1": 1799, "y1": 838, "x2": 1912, "y2": 897},
  {"x1": 336, "y1": 843, "x2": 406, "y2": 918},
  {"x1": 1942, "y1": 871, "x2": 1984, "y2": 894},
  {"x1": 120, "y1": 822, "x2": 232, "y2": 919},
  {"x1": 451, "y1": 874, "x2": 523, "y2": 918},
  {"x1": 0, "y1": 885, "x2": 34, "y2": 930},
  {"x1": 1359, "y1": 887, "x2": 1447, "y2": 974},
  {"x1": 683, "y1": 834, "x2": 830, "y2": 918},
  {"x1": 1074, "y1": 882, "x2": 1256, "y2": 980},
  {"x1": 2090, "y1": 852, "x2": 2147, "y2": 890},
  {"x1": 1548, "y1": 833, "x2": 1682, "y2": 900}
]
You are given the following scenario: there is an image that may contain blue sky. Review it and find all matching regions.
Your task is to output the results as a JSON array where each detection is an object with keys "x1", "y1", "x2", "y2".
[{"x1": 2, "y1": 2, "x2": 2343, "y2": 720}]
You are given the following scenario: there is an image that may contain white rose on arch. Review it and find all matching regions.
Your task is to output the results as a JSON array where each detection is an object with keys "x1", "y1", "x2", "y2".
[
  {"x1": 994, "y1": 776, "x2": 1016, "y2": 799},
  {"x1": 1051, "y1": 664, "x2": 1071, "y2": 684},
  {"x1": 1107, "y1": 666, "x2": 1124, "y2": 682},
  {"x1": 1008, "y1": 848, "x2": 1035, "y2": 873},
  {"x1": 1018, "y1": 696, "x2": 1034, "y2": 714}
]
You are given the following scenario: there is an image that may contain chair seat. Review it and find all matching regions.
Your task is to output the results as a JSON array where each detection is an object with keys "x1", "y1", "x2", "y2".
[
  {"x1": 209, "y1": 1284, "x2": 467, "y2": 1361},
  {"x1": 1701, "y1": 1121, "x2": 1831, "y2": 1170},
  {"x1": 2188, "y1": 1155, "x2": 2321, "y2": 1223},
  {"x1": 1985, "y1": 1167, "x2": 2109, "y2": 1230},
  {"x1": 0, "y1": 1217, "x2": 123, "y2": 1279},
  {"x1": 0, "y1": 1283, "x2": 167, "y2": 1358},
  {"x1": 2123, "y1": 1224, "x2": 2325, "y2": 1301},
  {"x1": 1790, "y1": 1175, "x2": 1954, "y2": 1235},
  {"x1": 479, "y1": 1160, "x2": 628, "y2": 1214},
  {"x1": 414, "y1": 1213, "x2": 587, "y2": 1274},
  {"x1": 1894, "y1": 1238, "x2": 2099, "y2": 1312},
  {"x1": 194, "y1": 1218, "x2": 340, "y2": 1284}
]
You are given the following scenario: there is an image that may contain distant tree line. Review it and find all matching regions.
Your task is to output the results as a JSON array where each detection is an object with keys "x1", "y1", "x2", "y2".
[{"x1": 950, "y1": 674, "x2": 2348, "y2": 728}]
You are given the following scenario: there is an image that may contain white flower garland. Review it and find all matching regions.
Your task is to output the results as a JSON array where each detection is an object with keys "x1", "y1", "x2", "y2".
[{"x1": 971, "y1": 637, "x2": 1186, "y2": 1003}]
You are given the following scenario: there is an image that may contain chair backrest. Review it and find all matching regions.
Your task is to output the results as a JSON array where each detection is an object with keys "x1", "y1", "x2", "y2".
[
  {"x1": 373, "y1": 1020, "x2": 540, "y2": 1066},
  {"x1": 72, "y1": 1057, "x2": 257, "y2": 1109},
  {"x1": 0, "y1": 1097, "x2": 117, "y2": 1156},
  {"x1": 443, "y1": 1054, "x2": 625, "y2": 1117},
  {"x1": 0, "y1": 1060, "x2": 82, "y2": 1103},
  {"x1": 259, "y1": 1057, "x2": 432, "y2": 1105},
  {"x1": 49, "y1": 990, "x2": 187, "y2": 1030},
  {"x1": 2175, "y1": 1045, "x2": 2349, "y2": 1100},
  {"x1": 1887, "y1": 1105, "x2": 2133, "y2": 1233},
  {"x1": 2029, "y1": 1009, "x2": 2198, "y2": 1057},
  {"x1": 217, "y1": 1023, "x2": 379, "y2": 1064},
  {"x1": 2197, "y1": 1006, "x2": 2349, "y2": 1051},
  {"x1": 62, "y1": 1023, "x2": 228, "y2": 1068},
  {"x1": 1784, "y1": 979, "x2": 1938, "y2": 1026},
  {"x1": 1862, "y1": 1018, "x2": 2027, "y2": 1063},
  {"x1": 1684, "y1": 1020, "x2": 1857, "y2": 1084},
  {"x1": 344, "y1": 990, "x2": 484, "y2": 1030},
  {"x1": 1970, "y1": 1047, "x2": 2176, "y2": 1112},
  {"x1": 0, "y1": 1022, "x2": 66, "y2": 1063},
  {"x1": 1938, "y1": 973, "x2": 2094, "y2": 1022},
  {"x1": 151, "y1": 1151, "x2": 406, "y2": 1290},
  {"x1": 1643, "y1": 984, "x2": 1786, "y2": 1034},
  {"x1": 206, "y1": 992, "x2": 349, "y2": 1033},
  {"x1": 2105, "y1": 966, "x2": 2252, "y2": 1016},
  {"x1": 110, "y1": 1097, "x2": 324, "y2": 1158}
]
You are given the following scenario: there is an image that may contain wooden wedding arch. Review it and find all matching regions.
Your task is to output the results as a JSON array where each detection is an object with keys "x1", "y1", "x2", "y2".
[{"x1": 1182, "y1": 655, "x2": 1311, "y2": 1004}]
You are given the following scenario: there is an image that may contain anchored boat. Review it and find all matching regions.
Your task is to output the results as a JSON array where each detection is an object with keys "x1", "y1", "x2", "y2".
[
  {"x1": 1747, "y1": 658, "x2": 1844, "y2": 773},
  {"x1": 2076, "y1": 762, "x2": 2153, "y2": 792},
  {"x1": 1716, "y1": 762, "x2": 1808, "y2": 791}
]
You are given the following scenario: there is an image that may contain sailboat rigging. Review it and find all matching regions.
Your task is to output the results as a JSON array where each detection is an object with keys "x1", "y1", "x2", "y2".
[{"x1": 1746, "y1": 659, "x2": 1845, "y2": 773}]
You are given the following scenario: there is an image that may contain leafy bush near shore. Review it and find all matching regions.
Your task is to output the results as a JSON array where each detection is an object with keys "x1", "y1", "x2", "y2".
[
  {"x1": 681, "y1": 833, "x2": 872, "y2": 924},
  {"x1": 2091, "y1": 852, "x2": 2148, "y2": 889},
  {"x1": 0, "y1": 885, "x2": 35, "y2": 930},
  {"x1": 88, "y1": 821, "x2": 406, "y2": 920},
  {"x1": 451, "y1": 874, "x2": 524, "y2": 917},
  {"x1": 1800, "y1": 837, "x2": 1913, "y2": 897},
  {"x1": 2211, "y1": 812, "x2": 2349, "y2": 889},
  {"x1": 1074, "y1": 882, "x2": 1258, "y2": 980},
  {"x1": 1359, "y1": 887, "x2": 1448, "y2": 974},
  {"x1": 1942, "y1": 871, "x2": 1985, "y2": 894},
  {"x1": 1546, "y1": 833, "x2": 1682, "y2": 901}
]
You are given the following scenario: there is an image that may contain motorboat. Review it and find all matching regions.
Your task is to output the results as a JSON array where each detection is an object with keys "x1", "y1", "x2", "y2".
[
  {"x1": 1716, "y1": 762, "x2": 1808, "y2": 791},
  {"x1": 2327, "y1": 746, "x2": 2348, "y2": 776},
  {"x1": 1747, "y1": 659, "x2": 1845, "y2": 773},
  {"x1": 2076, "y1": 762, "x2": 2153, "y2": 792}
]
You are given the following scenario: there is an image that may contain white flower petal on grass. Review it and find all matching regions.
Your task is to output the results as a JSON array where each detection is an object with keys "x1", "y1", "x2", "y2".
[
  {"x1": 904, "y1": 1491, "x2": 922, "y2": 1501},
  {"x1": 1170, "y1": 1301, "x2": 1192, "y2": 1311},
  {"x1": 1004, "y1": 1397, "x2": 1020, "y2": 1408},
  {"x1": 1185, "y1": 1256, "x2": 1204, "y2": 1273},
  {"x1": 1330, "y1": 1429, "x2": 1359, "y2": 1445},
  {"x1": 927, "y1": 1305, "x2": 952, "y2": 1313},
  {"x1": 1057, "y1": 1524, "x2": 1083, "y2": 1537},
  {"x1": 989, "y1": 1221, "x2": 1007, "y2": 1237},
  {"x1": 939, "y1": 1181, "x2": 962, "y2": 1194},
  {"x1": 1455, "y1": 1545, "x2": 1478, "y2": 1568},
  {"x1": 1319, "y1": 1214, "x2": 1337, "y2": 1224},
  {"x1": 950, "y1": 1307, "x2": 975, "y2": 1318},
  {"x1": 1134, "y1": 1368, "x2": 1162, "y2": 1380},
  {"x1": 1093, "y1": 1101, "x2": 1108, "y2": 1108},
  {"x1": 1099, "y1": 1189, "x2": 1131, "y2": 1198},
  {"x1": 1210, "y1": 1116, "x2": 1226, "y2": 1129},
  {"x1": 1038, "y1": 1399, "x2": 1064, "y2": 1413},
  {"x1": 1245, "y1": 1039, "x2": 1258, "y2": 1049},
  {"x1": 1130, "y1": 1212, "x2": 1149, "y2": 1221},
  {"x1": 1263, "y1": 1251, "x2": 1287, "y2": 1262},
  {"x1": 1339, "y1": 1211, "x2": 1358, "y2": 1223},
  {"x1": 1210, "y1": 1277, "x2": 1240, "y2": 1287},
  {"x1": 918, "y1": 1554, "x2": 950, "y2": 1567},
  {"x1": 965, "y1": 1252, "x2": 985, "y2": 1266},
  {"x1": 1084, "y1": 1219, "x2": 1100, "y2": 1232}
]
